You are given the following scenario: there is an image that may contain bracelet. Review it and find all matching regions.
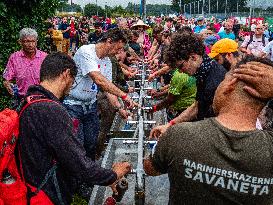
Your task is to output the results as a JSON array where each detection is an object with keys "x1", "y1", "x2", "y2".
[
  {"x1": 169, "y1": 120, "x2": 176, "y2": 126},
  {"x1": 153, "y1": 105, "x2": 157, "y2": 112},
  {"x1": 121, "y1": 94, "x2": 127, "y2": 100}
]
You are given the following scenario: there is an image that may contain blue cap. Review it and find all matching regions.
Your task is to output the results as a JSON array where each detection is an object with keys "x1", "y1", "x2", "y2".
[{"x1": 204, "y1": 35, "x2": 218, "y2": 46}]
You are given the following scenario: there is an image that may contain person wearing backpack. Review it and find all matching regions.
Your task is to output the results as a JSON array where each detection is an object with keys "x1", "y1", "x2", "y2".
[
  {"x1": 240, "y1": 24, "x2": 269, "y2": 57},
  {"x1": 16, "y1": 52, "x2": 131, "y2": 205}
]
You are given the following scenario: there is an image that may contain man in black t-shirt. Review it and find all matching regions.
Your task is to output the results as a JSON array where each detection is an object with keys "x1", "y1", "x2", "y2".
[
  {"x1": 144, "y1": 57, "x2": 273, "y2": 205},
  {"x1": 150, "y1": 33, "x2": 228, "y2": 138}
]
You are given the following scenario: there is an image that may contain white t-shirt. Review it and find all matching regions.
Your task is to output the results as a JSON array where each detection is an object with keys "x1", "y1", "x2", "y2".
[
  {"x1": 65, "y1": 44, "x2": 112, "y2": 105},
  {"x1": 263, "y1": 40, "x2": 273, "y2": 62},
  {"x1": 241, "y1": 35, "x2": 269, "y2": 57}
]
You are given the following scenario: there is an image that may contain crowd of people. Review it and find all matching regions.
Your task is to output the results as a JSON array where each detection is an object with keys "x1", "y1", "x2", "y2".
[{"x1": 2, "y1": 14, "x2": 273, "y2": 205}]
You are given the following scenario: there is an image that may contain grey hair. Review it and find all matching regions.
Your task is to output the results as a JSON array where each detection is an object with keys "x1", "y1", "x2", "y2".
[{"x1": 19, "y1": 28, "x2": 38, "y2": 40}]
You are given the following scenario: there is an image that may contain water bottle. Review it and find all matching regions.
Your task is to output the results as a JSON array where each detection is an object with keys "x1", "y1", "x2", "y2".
[
  {"x1": 2, "y1": 170, "x2": 15, "y2": 185},
  {"x1": 12, "y1": 84, "x2": 19, "y2": 96},
  {"x1": 145, "y1": 141, "x2": 157, "y2": 159},
  {"x1": 112, "y1": 178, "x2": 128, "y2": 202},
  {"x1": 123, "y1": 122, "x2": 131, "y2": 130},
  {"x1": 150, "y1": 141, "x2": 158, "y2": 157}
]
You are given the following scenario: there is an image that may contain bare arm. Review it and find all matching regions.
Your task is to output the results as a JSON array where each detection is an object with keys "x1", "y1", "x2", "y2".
[
  {"x1": 89, "y1": 71, "x2": 125, "y2": 97},
  {"x1": 143, "y1": 158, "x2": 161, "y2": 176},
  {"x1": 149, "y1": 101, "x2": 198, "y2": 140},
  {"x1": 148, "y1": 65, "x2": 171, "y2": 82},
  {"x1": 154, "y1": 93, "x2": 175, "y2": 111},
  {"x1": 128, "y1": 47, "x2": 142, "y2": 61},
  {"x1": 240, "y1": 46, "x2": 249, "y2": 54},
  {"x1": 171, "y1": 101, "x2": 198, "y2": 124},
  {"x1": 152, "y1": 87, "x2": 169, "y2": 99},
  {"x1": 105, "y1": 92, "x2": 122, "y2": 108},
  {"x1": 105, "y1": 92, "x2": 128, "y2": 119},
  {"x1": 90, "y1": 71, "x2": 135, "y2": 108},
  {"x1": 3, "y1": 80, "x2": 13, "y2": 95},
  {"x1": 147, "y1": 40, "x2": 159, "y2": 59},
  {"x1": 119, "y1": 61, "x2": 131, "y2": 71}
]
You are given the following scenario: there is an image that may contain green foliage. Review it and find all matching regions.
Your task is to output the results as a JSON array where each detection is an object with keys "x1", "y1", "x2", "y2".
[
  {"x1": 59, "y1": 2, "x2": 82, "y2": 13},
  {"x1": 71, "y1": 194, "x2": 88, "y2": 205},
  {"x1": 84, "y1": 3, "x2": 105, "y2": 17},
  {"x1": 0, "y1": 0, "x2": 60, "y2": 111}
]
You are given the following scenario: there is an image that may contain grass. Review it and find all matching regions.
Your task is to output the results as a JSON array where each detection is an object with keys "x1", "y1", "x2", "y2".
[{"x1": 71, "y1": 194, "x2": 88, "y2": 205}]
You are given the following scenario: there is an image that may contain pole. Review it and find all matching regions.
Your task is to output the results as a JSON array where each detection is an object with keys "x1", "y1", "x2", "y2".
[
  {"x1": 184, "y1": 4, "x2": 186, "y2": 14},
  {"x1": 180, "y1": 0, "x2": 182, "y2": 15},
  {"x1": 217, "y1": 0, "x2": 218, "y2": 14},
  {"x1": 237, "y1": 0, "x2": 239, "y2": 16},
  {"x1": 71, "y1": 0, "x2": 73, "y2": 12},
  {"x1": 198, "y1": 0, "x2": 200, "y2": 15},
  {"x1": 209, "y1": 0, "x2": 210, "y2": 16},
  {"x1": 143, "y1": 0, "x2": 146, "y2": 21},
  {"x1": 253, "y1": 0, "x2": 255, "y2": 17},
  {"x1": 140, "y1": 0, "x2": 142, "y2": 18},
  {"x1": 225, "y1": 0, "x2": 227, "y2": 17},
  {"x1": 190, "y1": 2, "x2": 192, "y2": 16},
  {"x1": 194, "y1": 1, "x2": 196, "y2": 15},
  {"x1": 202, "y1": 0, "x2": 205, "y2": 16},
  {"x1": 96, "y1": 0, "x2": 98, "y2": 16},
  {"x1": 105, "y1": 2, "x2": 107, "y2": 18}
]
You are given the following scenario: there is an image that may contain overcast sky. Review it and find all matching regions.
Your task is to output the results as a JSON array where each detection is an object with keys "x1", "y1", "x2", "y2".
[{"x1": 72, "y1": 0, "x2": 172, "y2": 8}]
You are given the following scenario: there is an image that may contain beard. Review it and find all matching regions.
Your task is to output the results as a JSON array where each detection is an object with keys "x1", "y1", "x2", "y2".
[{"x1": 222, "y1": 57, "x2": 232, "y2": 71}]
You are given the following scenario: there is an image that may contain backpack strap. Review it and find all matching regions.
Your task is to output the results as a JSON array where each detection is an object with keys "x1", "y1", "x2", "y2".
[
  {"x1": 17, "y1": 95, "x2": 65, "y2": 205},
  {"x1": 262, "y1": 34, "x2": 266, "y2": 47},
  {"x1": 17, "y1": 95, "x2": 59, "y2": 118},
  {"x1": 246, "y1": 34, "x2": 254, "y2": 49}
]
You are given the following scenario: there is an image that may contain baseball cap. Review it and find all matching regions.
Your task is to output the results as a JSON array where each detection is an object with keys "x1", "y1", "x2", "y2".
[
  {"x1": 197, "y1": 16, "x2": 204, "y2": 21},
  {"x1": 208, "y1": 38, "x2": 238, "y2": 59},
  {"x1": 204, "y1": 35, "x2": 218, "y2": 46}
]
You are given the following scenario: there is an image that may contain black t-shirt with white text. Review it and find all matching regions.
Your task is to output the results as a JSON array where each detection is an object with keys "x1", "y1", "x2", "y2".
[{"x1": 152, "y1": 118, "x2": 273, "y2": 205}]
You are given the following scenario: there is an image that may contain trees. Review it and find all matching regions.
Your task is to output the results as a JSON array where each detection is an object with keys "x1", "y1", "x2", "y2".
[
  {"x1": 84, "y1": 3, "x2": 104, "y2": 16},
  {"x1": 0, "y1": 0, "x2": 60, "y2": 110},
  {"x1": 59, "y1": 2, "x2": 82, "y2": 13}
]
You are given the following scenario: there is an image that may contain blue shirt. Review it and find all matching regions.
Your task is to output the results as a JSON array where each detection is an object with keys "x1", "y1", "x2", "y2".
[
  {"x1": 218, "y1": 31, "x2": 235, "y2": 40},
  {"x1": 59, "y1": 23, "x2": 70, "y2": 39},
  {"x1": 194, "y1": 25, "x2": 206, "y2": 34}
]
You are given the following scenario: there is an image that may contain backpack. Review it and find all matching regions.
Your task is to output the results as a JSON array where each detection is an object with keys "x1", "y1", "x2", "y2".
[
  {"x1": 0, "y1": 95, "x2": 64, "y2": 205},
  {"x1": 269, "y1": 30, "x2": 273, "y2": 42},
  {"x1": 247, "y1": 34, "x2": 266, "y2": 48}
]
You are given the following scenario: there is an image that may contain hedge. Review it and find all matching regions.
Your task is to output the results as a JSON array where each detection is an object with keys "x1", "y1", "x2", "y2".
[{"x1": 0, "y1": 0, "x2": 60, "y2": 110}]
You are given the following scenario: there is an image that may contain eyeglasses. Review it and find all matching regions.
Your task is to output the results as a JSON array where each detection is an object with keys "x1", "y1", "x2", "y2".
[
  {"x1": 255, "y1": 28, "x2": 263, "y2": 30},
  {"x1": 21, "y1": 40, "x2": 37, "y2": 44}
]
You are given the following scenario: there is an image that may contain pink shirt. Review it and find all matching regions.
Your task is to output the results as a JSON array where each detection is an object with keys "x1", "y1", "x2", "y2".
[{"x1": 3, "y1": 50, "x2": 47, "y2": 95}]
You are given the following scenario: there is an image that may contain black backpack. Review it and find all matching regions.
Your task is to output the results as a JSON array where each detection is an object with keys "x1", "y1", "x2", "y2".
[{"x1": 269, "y1": 30, "x2": 273, "y2": 42}]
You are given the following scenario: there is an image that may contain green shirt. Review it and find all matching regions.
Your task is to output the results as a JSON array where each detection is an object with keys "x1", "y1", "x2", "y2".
[{"x1": 169, "y1": 70, "x2": 197, "y2": 111}]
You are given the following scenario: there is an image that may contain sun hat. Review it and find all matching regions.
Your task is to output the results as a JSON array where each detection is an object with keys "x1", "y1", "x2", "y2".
[{"x1": 131, "y1": 20, "x2": 150, "y2": 30}]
